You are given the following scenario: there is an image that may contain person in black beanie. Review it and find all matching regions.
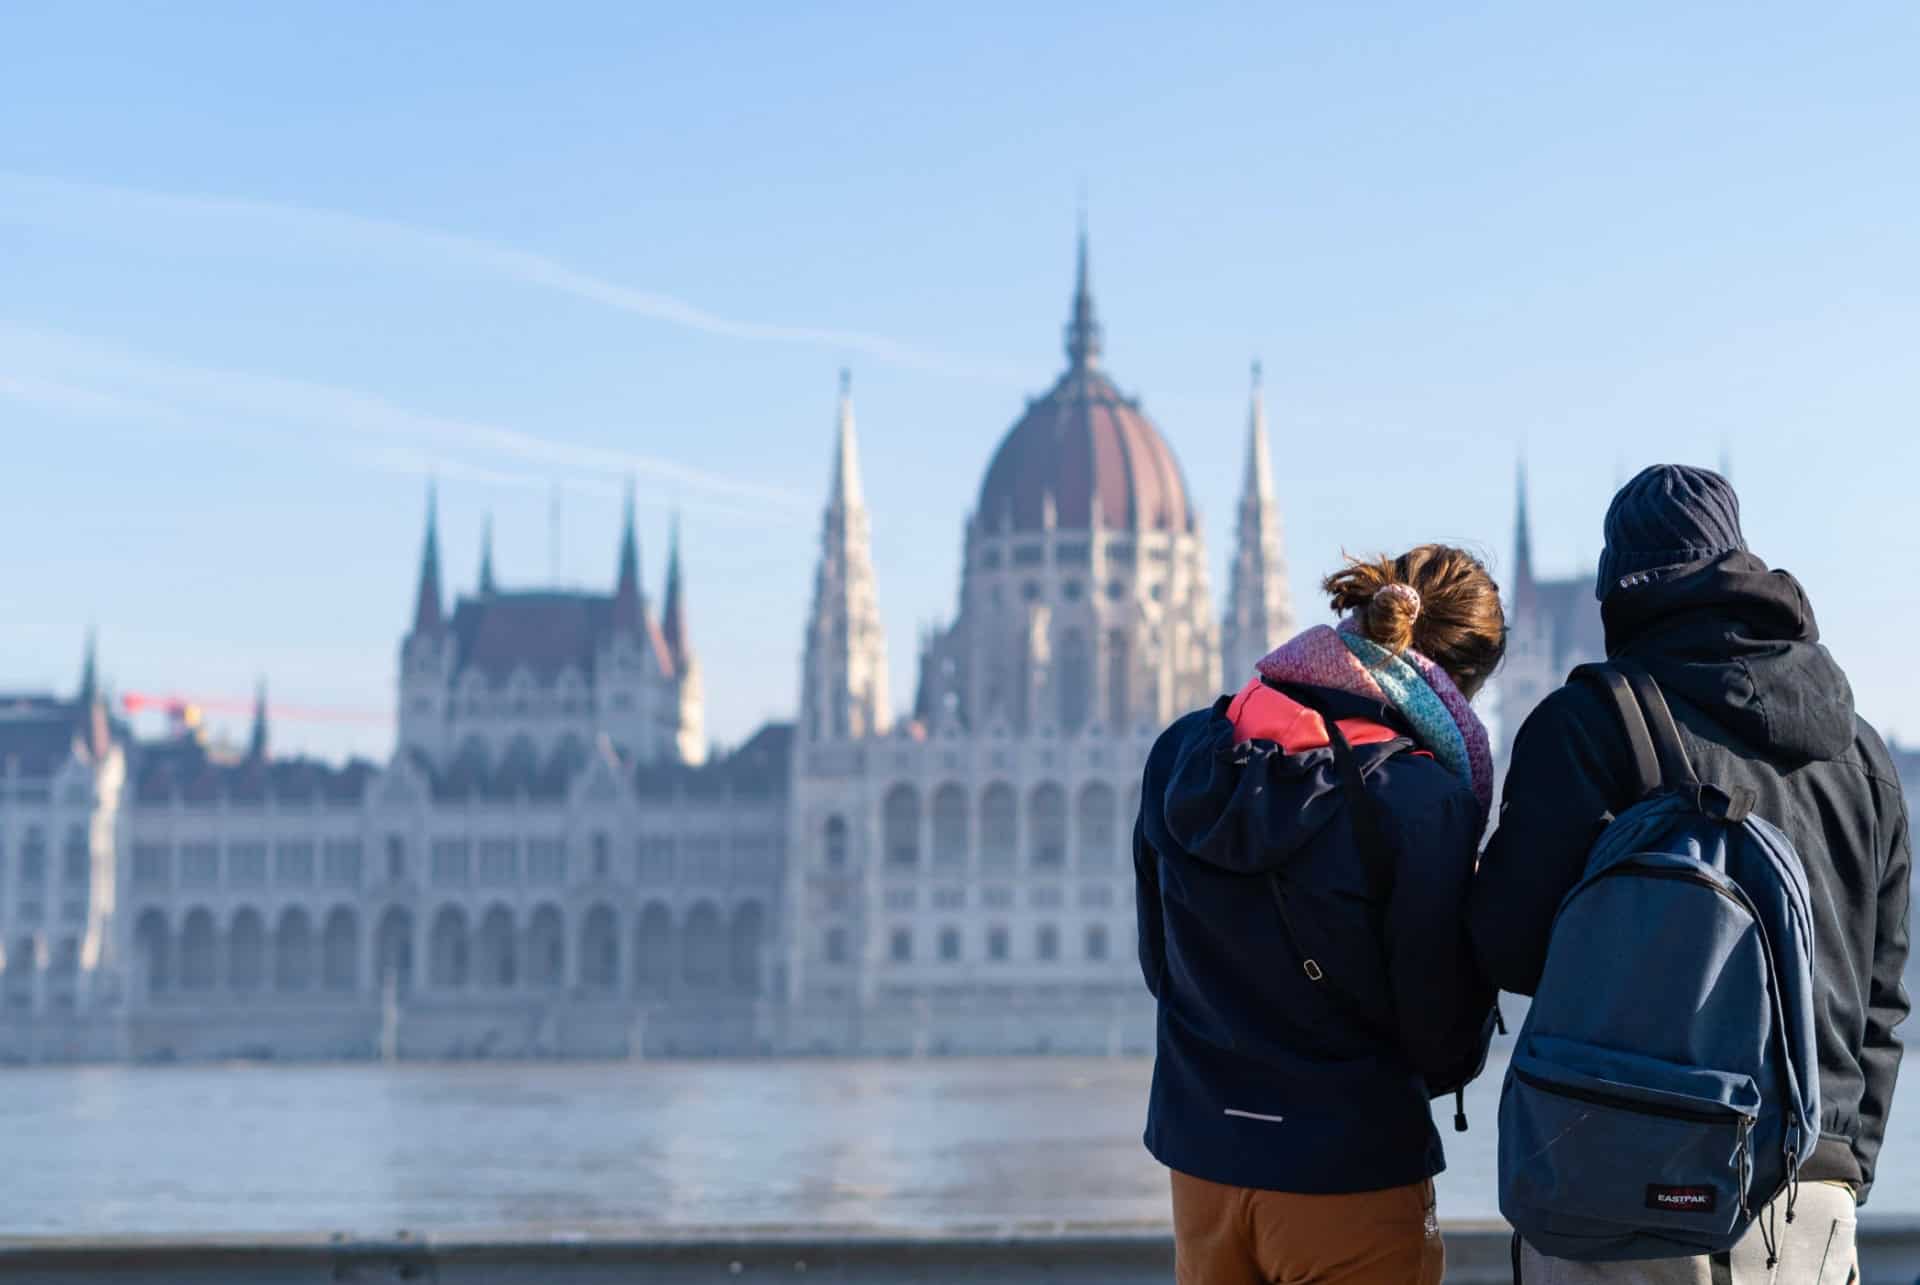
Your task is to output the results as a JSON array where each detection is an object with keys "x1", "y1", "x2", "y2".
[{"x1": 1472, "y1": 464, "x2": 1910, "y2": 1284}]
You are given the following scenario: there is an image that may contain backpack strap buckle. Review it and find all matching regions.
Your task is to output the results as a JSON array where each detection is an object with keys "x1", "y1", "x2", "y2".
[
  {"x1": 1695, "y1": 784, "x2": 1756, "y2": 824},
  {"x1": 1301, "y1": 958, "x2": 1324, "y2": 982}
]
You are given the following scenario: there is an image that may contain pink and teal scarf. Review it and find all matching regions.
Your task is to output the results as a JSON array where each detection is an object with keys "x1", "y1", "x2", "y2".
[{"x1": 1253, "y1": 622, "x2": 1494, "y2": 821}]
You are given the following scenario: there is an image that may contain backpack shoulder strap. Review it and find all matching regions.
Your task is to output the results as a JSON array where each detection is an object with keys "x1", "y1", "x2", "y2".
[
  {"x1": 1568, "y1": 662, "x2": 1663, "y2": 798},
  {"x1": 1280, "y1": 686, "x2": 1400, "y2": 904},
  {"x1": 1611, "y1": 659, "x2": 1702, "y2": 791}
]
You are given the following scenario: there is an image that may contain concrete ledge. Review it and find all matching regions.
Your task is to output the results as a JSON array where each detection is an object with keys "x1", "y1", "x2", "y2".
[{"x1": 0, "y1": 1221, "x2": 1915, "y2": 1283}]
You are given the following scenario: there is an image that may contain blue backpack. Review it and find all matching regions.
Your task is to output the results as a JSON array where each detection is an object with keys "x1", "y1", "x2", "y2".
[{"x1": 1498, "y1": 661, "x2": 1820, "y2": 1264}]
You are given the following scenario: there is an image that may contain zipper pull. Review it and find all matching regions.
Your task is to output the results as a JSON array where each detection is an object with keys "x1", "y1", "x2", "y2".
[{"x1": 1735, "y1": 1117, "x2": 1754, "y2": 1222}]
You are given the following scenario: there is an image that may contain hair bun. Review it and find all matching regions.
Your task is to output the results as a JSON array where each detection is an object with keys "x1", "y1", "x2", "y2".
[{"x1": 1374, "y1": 583, "x2": 1422, "y2": 621}]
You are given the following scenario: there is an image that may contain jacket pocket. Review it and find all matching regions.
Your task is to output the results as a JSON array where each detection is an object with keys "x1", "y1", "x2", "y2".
[{"x1": 1502, "y1": 1043, "x2": 1759, "y2": 1239}]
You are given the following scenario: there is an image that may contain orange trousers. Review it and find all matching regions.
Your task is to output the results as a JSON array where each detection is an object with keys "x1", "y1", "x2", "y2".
[{"x1": 1170, "y1": 1170, "x2": 1444, "y2": 1285}]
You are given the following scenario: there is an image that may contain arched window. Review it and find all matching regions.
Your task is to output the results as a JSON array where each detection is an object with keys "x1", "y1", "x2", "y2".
[
  {"x1": 476, "y1": 905, "x2": 516, "y2": 989},
  {"x1": 980, "y1": 783, "x2": 1017, "y2": 868},
  {"x1": 1076, "y1": 782, "x2": 1118, "y2": 867},
  {"x1": 428, "y1": 905, "x2": 468, "y2": 989},
  {"x1": 580, "y1": 903, "x2": 618, "y2": 990},
  {"x1": 824, "y1": 927, "x2": 848, "y2": 965},
  {"x1": 882, "y1": 785, "x2": 920, "y2": 867},
  {"x1": 4, "y1": 936, "x2": 37, "y2": 1005},
  {"x1": 1028, "y1": 783, "x2": 1067, "y2": 869},
  {"x1": 134, "y1": 910, "x2": 170, "y2": 996},
  {"x1": 823, "y1": 815, "x2": 849, "y2": 869},
  {"x1": 932, "y1": 784, "x2": 968, "y2": 867},
  {"x1": 1085, "y1": 923, "x2": 1110, "y2": 962},
  {"x1": 496, "y1": 735, "x2": 539, "y2": 796},
  {"x1": 635, "y1": 903, "x2": 674, "y2": 994},
  {"x1": 1057, "y1": 629, "x2": 1091, "y2": 734},
  {"x1": 1107, "y1": 629, "x2": 1131, "y2": 731},
  {"x1": 683, "y1": 902, "x2": 725, "y2": 989},
  {"x1": 591, "y1": 831, "x2": 612, "y2": 880},
  {"x1": 274, "y1": 907, "x2": 313, "y2": 992},
  {"x1": 51, "y1": 936, "x2": 79, "y2": 978},
  {"x1": 527, "y1": 904, "x2": 565, "y2": 988},
  {"x1": 375, "y1": 907, "x2": 414, "y2": 995},
  {"x1": 322, "y1": 907, "x2": 359, "y2": 992},
  {"x1": 228, "y1": 908, "x2": 266, "y2": 992},
  {"x1": 179, "y1": 908, "x2": 217, "y2": 991},
  {"x1": 1036, "y1": 923, "x2": 1060, "y2": 962},
  {"x1": 730, "y1": 902, "x2": 765, "y2": 993},
  {"x1": 938, "y1": 926, "x2": 962, "y2": 962}
]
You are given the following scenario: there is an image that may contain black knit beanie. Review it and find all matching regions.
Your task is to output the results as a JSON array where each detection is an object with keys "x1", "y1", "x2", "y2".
[{"x1": 1595, "y1": 464, "x2": 1747, "y2": 601}]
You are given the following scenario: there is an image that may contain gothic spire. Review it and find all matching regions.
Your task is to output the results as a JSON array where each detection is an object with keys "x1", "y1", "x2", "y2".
[
  {"x1": 411, "y1": 483, "x2": 445, "y2": 634},
  {"x1": 612, "y1": 482, "x2": 643, "y2": 633},
  {"x1": 1063, "y1": 216, "x2": 1103, "y2": 371},
  {"x1": 77, "y1": 627, "x2": 98, "y2": 708},
  {"x1": 1514, "y1": 453, "x2": 1536, "y2": 607},
  {"x1": 830, "y1": 368, "x2": 864, "y2": 511},
  {"x1": 478, "y1": 513, "x2": 497, "y2": 595},
  {"x1": 1221, "y1": 359, "x2": 1294, "y2": 682},
  {"x1": 247, "y1": 677, "x2": 269, "y2": 763},
  {"x1": 661, "y1": 511, "x2": 689, "y2": 667},
  {"x1": 801, "y1": 369, "x2": 890, "y2": 741}
]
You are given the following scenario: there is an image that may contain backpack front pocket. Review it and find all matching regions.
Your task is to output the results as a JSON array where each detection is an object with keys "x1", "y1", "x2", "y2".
[{"x1": 1501, "y1": 1045, "x2": 1760, "y2": 1240}]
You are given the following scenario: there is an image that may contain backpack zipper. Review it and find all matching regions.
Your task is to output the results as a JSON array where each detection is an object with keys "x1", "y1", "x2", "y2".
[
  {"x1": 1589, "y1": 862, "x2": 1747, "y2": 911},
  {"x1": 1511, "y1": 1067, "x2": 1747, "y2": 1125}
]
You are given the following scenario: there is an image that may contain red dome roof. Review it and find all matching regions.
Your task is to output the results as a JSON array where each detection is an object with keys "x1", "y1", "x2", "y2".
[
  {"x1": 977, "y1": 367, "x2": 1193, "y2": 535},
  {"x1": 974, "y1": 234, "x2": 1193, "y2": 536}
]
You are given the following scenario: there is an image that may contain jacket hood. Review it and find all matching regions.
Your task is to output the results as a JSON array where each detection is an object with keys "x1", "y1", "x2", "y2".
[
  {"x1": 1147, "y1": 687, "x2": 1409, "y2": 875},
  {"x1": 1602, "y1": 549, "x2": 1856, "y2": 763}
]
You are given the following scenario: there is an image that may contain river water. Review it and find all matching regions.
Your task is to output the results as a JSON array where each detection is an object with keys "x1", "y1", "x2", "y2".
[{"x1": 0, "y1": 1051, "x2": 1914, "y2": 1238}]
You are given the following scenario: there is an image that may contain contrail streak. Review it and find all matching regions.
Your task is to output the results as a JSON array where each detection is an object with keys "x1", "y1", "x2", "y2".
[{"x1": 0, "y1": 171, "x2": 1018, "y2": 380}]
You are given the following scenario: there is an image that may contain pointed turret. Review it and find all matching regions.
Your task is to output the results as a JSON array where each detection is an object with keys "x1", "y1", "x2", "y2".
[
  {"x1": 77, "y1": 627, "x2": 98, "y2": 709},
  {"x1": 1221, "y1": 360, "x2": 1294, "y2": 681},
  {"x1": 1063, "y1": 217, "x2": 1103, "y2": 371},
  {"x1": 661, "y1": 512, "x2": 690, "y2": 669},
  {"x1": 612, "y1": 483, "x2": 643, "y2": 633},
  {"x1": 411, "y1": 484, "x2": 445, "y2": 635},
  {"x1": 75, "y1": 628, "x2": 109, "y2": 758},
  {"x1": 799, "y1": 369, "x2": 890, "y2": 741},
  {"x1": 1514, "y1": 455, "x2": 1536, "y2": 611},
  {"x1": 247, "y1": 677, "x2": 269, "y2": 763},
  {"x1": 478, "y1": 514, "x2": 497, "y2": 595}
]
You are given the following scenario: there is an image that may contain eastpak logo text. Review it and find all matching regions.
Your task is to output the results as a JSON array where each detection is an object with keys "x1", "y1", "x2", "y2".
[{"x1": 1645, "y1": 1185, "x2": 1718, "y2": 1213}]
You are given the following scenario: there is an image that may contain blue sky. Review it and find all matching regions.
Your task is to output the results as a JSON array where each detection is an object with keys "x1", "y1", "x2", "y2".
[{"x1": 3, "y1": 1, "x2": 1917, "y2": 759}]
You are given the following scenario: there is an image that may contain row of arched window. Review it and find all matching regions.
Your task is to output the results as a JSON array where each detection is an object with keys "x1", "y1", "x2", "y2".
[
  {"x1": 131, "y1": 901, "x2": 766, "y2": 999},
  {"x1": 1, "y1": 934, "x2": 82, "y2": 980},
  {"x1": 827, "y1": 780, "x2": 1137, "y2": 870}
]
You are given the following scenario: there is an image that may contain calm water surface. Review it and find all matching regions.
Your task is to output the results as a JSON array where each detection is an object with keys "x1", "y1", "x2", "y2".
[{"x1": 0, "y1": 1052, "x2": 1914, "y2": 1237}]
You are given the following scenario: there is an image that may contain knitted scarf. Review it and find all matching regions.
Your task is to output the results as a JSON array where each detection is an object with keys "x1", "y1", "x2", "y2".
[{"x1": 1253, "y1": 622, "x2": 1494, "y2": 820}]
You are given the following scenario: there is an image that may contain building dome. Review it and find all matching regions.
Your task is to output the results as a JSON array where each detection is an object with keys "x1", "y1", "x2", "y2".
[{"x1": 974, "y1": 236, "x2": 1194, "y2": 536}]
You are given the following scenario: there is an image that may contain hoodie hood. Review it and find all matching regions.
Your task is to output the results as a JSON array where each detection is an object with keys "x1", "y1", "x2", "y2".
[
  {"x1": 1149, "y1": 687, "x2": 1412, "y2": 876},
  {"x1": 1603, "y1": 549, "x2": 1856, "y2": 763}
]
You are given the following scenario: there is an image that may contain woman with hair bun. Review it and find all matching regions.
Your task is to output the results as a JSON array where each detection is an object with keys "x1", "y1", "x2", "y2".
[{"x1": 1134, "y1": 544, "x2": 1508, "y2": 1285}]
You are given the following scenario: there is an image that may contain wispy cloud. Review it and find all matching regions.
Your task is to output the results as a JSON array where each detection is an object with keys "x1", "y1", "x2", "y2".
[
  {"x1": 0, "y1": 171, "x2": 1017, "y2": 380},
  {"x1": 0, "y1": 323, "x2": 811, "y2": 515}
]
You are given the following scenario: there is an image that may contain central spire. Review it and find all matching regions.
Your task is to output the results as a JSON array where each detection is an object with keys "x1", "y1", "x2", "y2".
[{"x1": 1063, "y1": 216, "x2": 1102, "y2": 371}]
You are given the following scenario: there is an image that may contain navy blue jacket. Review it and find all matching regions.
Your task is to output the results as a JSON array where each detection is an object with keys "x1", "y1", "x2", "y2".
[{"x1": 1134, "y1": 684, "x2": 1495, "y2": 1194}]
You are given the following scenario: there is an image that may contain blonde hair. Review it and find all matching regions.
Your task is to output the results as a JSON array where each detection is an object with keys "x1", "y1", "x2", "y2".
[{"x1": 1323, "y1": 545, "x2": 1507, "y2": 696}]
